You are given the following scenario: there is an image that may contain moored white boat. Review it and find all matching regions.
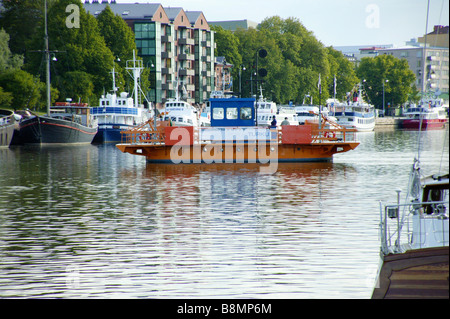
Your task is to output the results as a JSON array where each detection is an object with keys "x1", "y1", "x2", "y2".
[
  {"x1": 331, "y1": 85, "x2": 375, "y2": 132},
  {"x1": 372, "y1": 165, "x2": 449, "y2": 299},
  {"x1": 92, "y1": 53, "x2": 153, "y2": 143},
  {"x1": 160, "y1": 99, "x2": 200, "y2": 127},
  {"x1": 0, "y1": 109, "x2": 16, "y2": 148}
]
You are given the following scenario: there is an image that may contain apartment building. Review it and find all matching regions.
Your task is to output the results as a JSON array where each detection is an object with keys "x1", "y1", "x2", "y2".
[
  {"x1": 378, "y1": 46, "x2": 449, "y2": 94},
  {"x1": 83, "y1": 1, "x2": 215, "y2": 108}
]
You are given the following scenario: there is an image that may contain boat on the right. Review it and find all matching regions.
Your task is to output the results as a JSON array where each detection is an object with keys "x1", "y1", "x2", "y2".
[
  {"x1": 399, "y1": 97, "x2": 448, "y2": 130},
  {"x1": 372, "y1": 153, "x2": 449, "y2": 298}
]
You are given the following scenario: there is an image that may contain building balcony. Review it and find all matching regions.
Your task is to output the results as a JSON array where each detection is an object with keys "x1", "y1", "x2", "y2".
[
  {"x1": 179, "y1": 84, "x2": 195, "y2": 92},
  {"x1": 161, "y1": 51, "x2": 172, "y2": 59},
  {"x1": 178, "y1": 38, "x2": 195, "y2": 45},
  {"x1": 178, "y1": 53, "x2": 195, "y2": 61},
  {"x1": 161, "y1": 35, "x2": 173, "y2": 42},
  {"x1": 201, "y1": 40, "x2": 211, "y2": 47},
  {"x1": 179, "y1": 68, "x2": 195, "y2": 76},
  {"x1": 201, "y1": 56, "x2": 211, "y2": 62},
  {"x1": 162, "y1": 82, "x2": 174, "y2": 90}
]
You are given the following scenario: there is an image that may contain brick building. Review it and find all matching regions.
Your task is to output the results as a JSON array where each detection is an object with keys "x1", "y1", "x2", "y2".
[{"x1": 84, "y1": 1, "x2": 216, "y2": 108}]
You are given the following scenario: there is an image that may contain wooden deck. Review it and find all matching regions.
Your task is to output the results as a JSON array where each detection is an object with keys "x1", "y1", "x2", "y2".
[{"x1": 372, "y1": 246, "x2": 449, "y2": 299}]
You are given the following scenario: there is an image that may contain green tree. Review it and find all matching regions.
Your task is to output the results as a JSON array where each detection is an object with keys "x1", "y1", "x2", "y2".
[
  {"x1": 0, "y1": 0, "x2": 51, "y2": 55},
  {"x1": 357, "y1": 55, "x2": 416, "y2": 108},
  {"x1": 56, "y1": 71, "x2": 95, "y2": 103},
  {"x1": 326, "y1": 46, "x2": 359, "y2": 101},
  {"x1": 0, "y1": 86, "x2": 13, "y2": 108},
  {"x1": 0, "y1": 69, "x2": 55, "y2": 110},
  {"x1": 211, "y1": 25, "x2": 242, "y2": 93},
  {"x1": 25, "y1": 0, "x2": 115, "y2": 103},
  {"x1": 231, "y1": 16, "x2": 333, "y2": 105},
  {"x1": 0, "y1": 29, "x2": 23, "y2": 71}
]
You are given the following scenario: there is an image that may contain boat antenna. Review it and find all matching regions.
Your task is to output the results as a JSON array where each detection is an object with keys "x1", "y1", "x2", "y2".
[
  {"x1": 416, "y1": 0, "x2": 431, "y2": 164},
  {"x1": 126, "y1": 50, "x2": 144, "y2": 107},
  {"x1": 44, "y1": 0, "x2": 50, "y2": 116}
]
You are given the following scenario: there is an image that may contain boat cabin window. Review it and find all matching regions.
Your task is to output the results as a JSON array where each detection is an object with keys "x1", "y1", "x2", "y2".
[
  {"x1": 226, "y1": 107, "x2": 238, "y2": 120},
  {"x1": 240, "y1": 107, "x2": 252, "y2": 120},
  {"x1": 213, "y1": 107, "x2": 224, "y2": 120}
]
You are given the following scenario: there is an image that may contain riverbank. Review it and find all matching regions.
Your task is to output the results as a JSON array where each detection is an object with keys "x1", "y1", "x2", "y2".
[
  {"x1": 375, "y1": 117, "x2": 403, "y2": 129},
  {"x1": 375, "y1": 116, "x2": 449, "y2": 130}
]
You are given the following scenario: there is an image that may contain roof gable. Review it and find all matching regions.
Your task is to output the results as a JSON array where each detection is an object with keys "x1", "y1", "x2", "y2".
[{"x1": 186, "y1": 11, "x2": 209, "y2": 30}]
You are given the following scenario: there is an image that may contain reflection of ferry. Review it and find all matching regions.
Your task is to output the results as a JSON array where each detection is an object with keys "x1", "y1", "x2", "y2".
[
  {"x1": 117, "y1": 97, "x2": 359, "y2": 164},
  {"x1": 400, "y1": 97, "x2": 448, "y2": 130}
]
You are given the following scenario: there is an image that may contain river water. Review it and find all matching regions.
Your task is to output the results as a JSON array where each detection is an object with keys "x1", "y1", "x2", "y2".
[{"x1": 0, "y1": 127, "x2": 448, "y2": 299}]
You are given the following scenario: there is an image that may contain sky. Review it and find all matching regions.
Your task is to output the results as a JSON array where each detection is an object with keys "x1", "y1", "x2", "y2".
[{"x1": 116, "y1": 0, "x2": 449, "y2": 47}]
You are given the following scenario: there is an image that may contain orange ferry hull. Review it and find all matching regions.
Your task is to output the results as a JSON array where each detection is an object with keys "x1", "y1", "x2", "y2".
[{"x1": 116, "y1": 142, "x2": 360, "y2": 163}]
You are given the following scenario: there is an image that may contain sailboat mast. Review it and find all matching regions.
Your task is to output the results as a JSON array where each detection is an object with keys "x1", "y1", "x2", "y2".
[{"x1": 44, "y1": 0, "x2": 51, "y2": 116}]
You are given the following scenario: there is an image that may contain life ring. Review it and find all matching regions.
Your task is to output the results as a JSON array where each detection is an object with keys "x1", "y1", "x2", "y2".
[{"x1": 325, "y1": 131, "x2": 336, "y2": 139}]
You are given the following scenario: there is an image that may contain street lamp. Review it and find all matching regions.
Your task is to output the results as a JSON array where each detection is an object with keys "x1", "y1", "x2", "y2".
[
  {"x1": 382, "y1": 79, "x2": 389, "y2": 117},
  {"x1": 239, "y1": 65, "x2": 246, "y2": 98}
]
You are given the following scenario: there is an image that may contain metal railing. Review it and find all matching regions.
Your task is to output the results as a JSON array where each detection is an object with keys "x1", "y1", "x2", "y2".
[{"x1": 379, "y1": 199, "x2": 449, "y2": 255}]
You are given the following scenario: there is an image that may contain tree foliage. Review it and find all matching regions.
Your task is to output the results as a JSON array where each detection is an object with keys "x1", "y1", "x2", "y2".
[
  {"x1": 357, "y1": 54, "x2": 416, "y2": 108},
  {"x1": 216, "y1": 16, "x2": 359, "y2": 105},
  {"x1": 0, "y1": 28, "x2": 24, "y2": 72}
]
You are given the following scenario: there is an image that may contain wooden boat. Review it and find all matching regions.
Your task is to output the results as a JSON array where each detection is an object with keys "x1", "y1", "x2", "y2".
[
  {"x1": 16, "y1": 103, "x2": 98, "y2": 144},
  {"x1": 14, "y1": 0, "x2": 98, "y2": 145},
  {"x1": 116, "y1": 97, "x2": 360, "y2": 164},
  {"x1": 372, "y1": 164, "x2": 449, "y2": 299},
  {"x1": 0, "y1": 109, "x2": 16, "y2": 147}
]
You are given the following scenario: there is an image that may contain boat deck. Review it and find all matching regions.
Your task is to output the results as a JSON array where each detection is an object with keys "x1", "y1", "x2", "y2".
[{"x1": 372, "y1": 246, "x2": 449, "y2": 299}]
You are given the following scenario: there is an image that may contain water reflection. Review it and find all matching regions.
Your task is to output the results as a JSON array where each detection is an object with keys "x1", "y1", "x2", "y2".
[{"x1": 0, "y1": 128, "x2": 448, "y2": 298}]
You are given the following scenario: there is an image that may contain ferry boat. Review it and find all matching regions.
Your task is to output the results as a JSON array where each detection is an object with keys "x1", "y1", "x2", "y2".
[
  {"x1": 331, "y1": 86, "x2": 376, "y2": 132},
  {"x1": 400, "y1": 97, "x2": 448, "y2": 130},
  {"x1": 116, "y1": 97, "x2": 359, "y2": 164},
  {"x1": 372, "y1": 161, "x2": 449, "y2": 299},
  {"x1": 0, "y1": 109, "x2": 16, "y2": 147}
]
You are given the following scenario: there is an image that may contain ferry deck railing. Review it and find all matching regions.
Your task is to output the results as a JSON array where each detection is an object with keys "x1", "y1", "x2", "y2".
[{"x1": 120, "y1": 120, "x2": 358, "y2": 145}]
